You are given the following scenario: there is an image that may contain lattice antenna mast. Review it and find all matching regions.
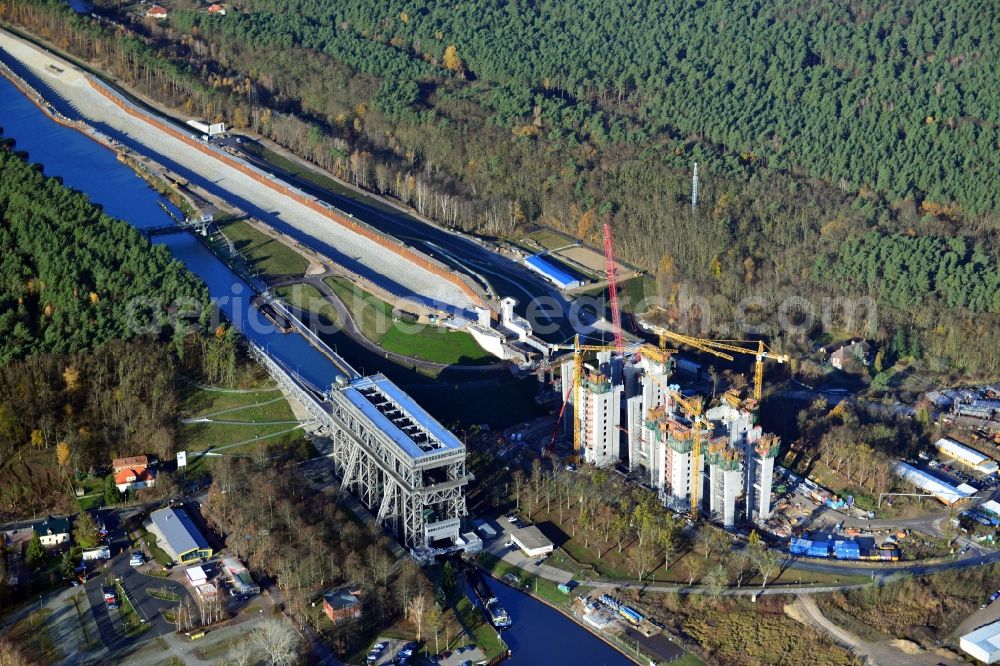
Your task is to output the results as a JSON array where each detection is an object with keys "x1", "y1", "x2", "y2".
[
  {"x1": 691, "y1": 161, "x2": 699, "y2": 209},
  {"x1": 602, "y1": 224, "x2": 625, "y2": 355}
]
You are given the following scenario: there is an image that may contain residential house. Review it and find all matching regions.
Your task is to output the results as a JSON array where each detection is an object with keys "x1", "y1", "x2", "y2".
[
  {"x1": 322, "y1": 588, "x2": 362, "y2": 624},
  {"x1": 33, "y1": 515, "x2": 71, "y2": 547},
  {"x1": 829, "y1": 340, "x2": 873, "y2": 370},
  {"x1": 146, "y1": 5, "x2": 169, "y2": 19},
  {"x1": 112, "y1": 455, "x2": 156, "y2": 493},
  {"x1": 207, "y1": 3, "x2": 226, "y2": 15}
]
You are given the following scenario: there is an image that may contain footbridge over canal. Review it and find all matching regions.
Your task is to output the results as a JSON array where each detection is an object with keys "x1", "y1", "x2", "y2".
[{"x1": 247, "y1": 340, "x2": 469, "y2": 552}]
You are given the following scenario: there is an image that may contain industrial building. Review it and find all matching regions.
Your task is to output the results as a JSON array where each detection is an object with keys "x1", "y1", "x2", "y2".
[
  {"x1": 642, "y1": 400, "x2": 779, "y2": 527},
  {"x1": 934, "y1": 437, "x2": 999, "y2": 474},
  {"x1": 892, "y1": 461, "x2": 976, "y2": 505},
  {"x1": 559, "y1": 349, "x2": 627, "y2": 468},
  {"x1": 961, "y1": 619, "x2": 1000, "y2": 663},
  {"x1": 333, "y1": 373, "x2": 469, "y2": 551},
  {"x1": 522, "y1": 253, "x2": 583, "y2": 290},
  {"x1": 147, "y1": 507, "x2": 213, "y2": 564},
  {"x1": 510, "y1": 526, "x2": 554, "y2": 558}
]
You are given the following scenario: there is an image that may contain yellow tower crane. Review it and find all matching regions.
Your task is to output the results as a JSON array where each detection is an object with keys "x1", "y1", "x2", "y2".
[{"x1": 650, "y1": 326, "x2": 788, "y2": 403}]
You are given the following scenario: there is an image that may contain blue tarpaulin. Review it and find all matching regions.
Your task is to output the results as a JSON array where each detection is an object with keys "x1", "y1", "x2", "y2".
[{"x1": 523, "y1": 254, "x2": 583, "y2": 289}]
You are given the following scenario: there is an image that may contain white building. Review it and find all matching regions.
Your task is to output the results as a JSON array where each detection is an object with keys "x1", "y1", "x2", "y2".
[
  {"x1": 510, "y1": 526, "x2": 554, "y2": 558},
  {"x1": 32, "y1": 515, "x2": 70, "y2": 547},
  {"x1": 935, "y1": 437, "x2": 999, "y2": 474},
  {"x1": 961, "y1": 619, "x2": 1000, "y2": 663},
  {"x1": 625, "y1": 354, "x2": 670, "y2": 478},
  {"x1": 893, "y1": 461, "x2": 975, "y2": 505}
]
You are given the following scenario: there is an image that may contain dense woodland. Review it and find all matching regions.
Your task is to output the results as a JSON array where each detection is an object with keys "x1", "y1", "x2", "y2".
[
  {"x1": 0, "y1": 143, "x2": 209, "y2": 363},
  {"x1": 1, "y1": 0, "x2": 998, "y2": 379},
  {"x1": 0, "y1": 146, "x2": 244, "y2": 518}
]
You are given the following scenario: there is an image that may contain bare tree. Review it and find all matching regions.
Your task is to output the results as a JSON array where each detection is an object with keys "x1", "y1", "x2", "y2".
[
  {"x1": 228, "y1": 639, "x2": 256, "y2": 666},
  {"x1": 406, "y1": 593, "x2": 429, "y2": 641},
  {"x1": 251, "y1": 619, "x2": 301, "y2": 666}
]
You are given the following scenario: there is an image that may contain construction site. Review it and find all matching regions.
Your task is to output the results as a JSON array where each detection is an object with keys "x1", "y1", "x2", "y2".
[{"x1": 543, "y1": 225, "x2": 789, "y2": 528}]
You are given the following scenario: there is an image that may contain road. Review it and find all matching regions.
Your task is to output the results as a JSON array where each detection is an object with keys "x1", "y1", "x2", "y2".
[
  {"x1": 269, "y1": 274, "x2": 508, "y2": 373},
  {"x1": 82, "y1": 550, "x2": 195, "y2": 653},
  {"x1": 231, "y1": 138, "x2": 587, "y2": 342}
]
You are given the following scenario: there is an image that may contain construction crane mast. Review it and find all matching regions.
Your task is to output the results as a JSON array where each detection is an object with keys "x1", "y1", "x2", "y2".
[{"x1": 602, "y1": 224, "x2": 625, "y2": 355}]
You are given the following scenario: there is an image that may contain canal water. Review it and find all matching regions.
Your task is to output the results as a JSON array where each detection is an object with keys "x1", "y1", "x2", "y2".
[
  {"x1": 0, "y1": 74, "x2": 344, "y2": 389},
  {"x1": 492, "y1": 582, "x2": 632, "y2": 665},
  {"x1": 1, "y1": 64, "x2": 634, "y2": 666}
]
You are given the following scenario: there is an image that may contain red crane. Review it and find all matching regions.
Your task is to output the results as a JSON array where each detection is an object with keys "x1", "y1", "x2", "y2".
[{"x1": 602, "y1": 223, "x2": 625, "y2": 355}]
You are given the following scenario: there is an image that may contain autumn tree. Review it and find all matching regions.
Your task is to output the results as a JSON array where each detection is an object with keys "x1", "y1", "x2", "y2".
[
  {"x1": 73, "y1": 511, "x2": 101, "y2": 549},
  {"x1": 406, "y1": 593, "x2": 429, "y2": 641},
  {"x1": 442, "y1": 45, "x2": 463, "y2": 72},
  {"x1": 56, "y1": 440, "x2": 71, "y2": 469}
]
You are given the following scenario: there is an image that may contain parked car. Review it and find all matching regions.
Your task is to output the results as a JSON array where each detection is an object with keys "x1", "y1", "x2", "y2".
[
  {"x1": 129, "y1": 552, "x2": 145, "y2": 566},
  {"x1": 102, "y1": 586, "x2": 117, "y2": 602}
]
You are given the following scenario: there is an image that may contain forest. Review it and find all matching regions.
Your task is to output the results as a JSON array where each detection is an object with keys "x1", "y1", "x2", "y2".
[
  {"x1": 0, "y1": 144, "x2": 242, "y2": 518},
  {"x1": 2, "y1": 0, "x2": 998, "y2": 377},
  {"x1": 0, "y1": 143, "x2": 209, "y2": 363}
]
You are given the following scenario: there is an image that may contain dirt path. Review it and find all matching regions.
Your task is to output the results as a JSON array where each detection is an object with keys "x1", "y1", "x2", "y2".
[{"x1": 790, "y1": 596, "x2": 961, "y2": 666}]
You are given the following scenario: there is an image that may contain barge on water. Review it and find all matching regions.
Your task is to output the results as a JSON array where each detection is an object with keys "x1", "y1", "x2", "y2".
[
  {"x1": 252, "y1": 295, "x2": 293, "y2": 333},
  {"x1": 465, "y1": 567, "x2": 512, "y2": 629}
]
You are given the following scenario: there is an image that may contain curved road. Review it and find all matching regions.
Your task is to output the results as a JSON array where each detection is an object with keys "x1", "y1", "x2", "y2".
[{"x1": 270, "y1": 274, "x2": 510, "y2": 374}]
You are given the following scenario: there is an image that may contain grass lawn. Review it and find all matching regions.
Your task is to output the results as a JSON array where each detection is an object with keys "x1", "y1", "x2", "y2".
[
  {"x1": 77, "y1": 493, "x2": 105, "y2": 511},
  {"x1": 316, "y1": 278, "x2": 490, "y2": 365},
  {"x1": 177, "y1": 381, "x2": 284, "y2": 416},
  {"x1": 175, "y1": 382, "x2": 309, "y2": 468},
  {"x1": 138, "y1": 530, "x2": 174, "y2": 568},
  {"x1": 5, "y1": 608, "x2": 62, "y2": 663},
  {"x1": 380, "y1": 325, "x2": 492, "y2": 365},
  {"x1": 525, "y1": 229, "x2": 572, "y2": 250},
  {"x1": 216, "y1": 220, "x2": 308, "y2": 278},
  {"x1": 322, "y1": 277, "x2": 393, "y2": 341},
  {"x1": 148, "y1": 587, "x2": 181, "y2": 602}
]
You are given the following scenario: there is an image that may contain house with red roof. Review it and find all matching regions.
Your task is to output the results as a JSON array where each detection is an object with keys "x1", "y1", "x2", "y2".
[
  {"x1": 146, "y1": 5, "x2": 169, "y2": 19},
  {"x1": 112, "y1": 454, "x2": 157, "y2": 492},
  {"x1": 207, "y1": 4, "x2": 226, "y2": 15}
]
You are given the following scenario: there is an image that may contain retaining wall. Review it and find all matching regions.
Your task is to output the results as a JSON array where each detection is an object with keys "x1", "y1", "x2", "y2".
[{"x1": 85, "y1": 76, "x2": 489, "y2": 310}]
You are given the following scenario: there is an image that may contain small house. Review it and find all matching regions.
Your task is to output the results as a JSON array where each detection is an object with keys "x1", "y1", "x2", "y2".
[
  {"x1": 145, "y1": 5, "x2": 169, "y2": 19},
  {"x1": 33, "y1": 515, "x2": 71, "y2": 547},
  {"x1": 829, "y1": 340, "x2": 872, "y2": 370},
  {"x1": 112, "y1": 455, "x2": 156, "y2": 492},
  {"x1": 322, "y1": 588, "x2": 362, "y2": 624},
  {"x1": 207, "y1": 3, "x2": 226, "y2": 15}
]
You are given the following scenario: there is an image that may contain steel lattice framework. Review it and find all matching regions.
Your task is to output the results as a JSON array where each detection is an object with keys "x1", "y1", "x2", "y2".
[{"x1": 248, "y1": 344, "x2": 468, "y2": 549}]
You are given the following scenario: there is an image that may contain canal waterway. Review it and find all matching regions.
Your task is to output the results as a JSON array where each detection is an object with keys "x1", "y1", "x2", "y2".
[
  {"x1": 1, "y1": 61, "x2": 637, "y2": 666},
  {"x1": 492, "y1": 582, "x2": 633, "y2": 665},
  {"x1": 0, "y1": 74, "x2": 344, "y2": 390}
]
